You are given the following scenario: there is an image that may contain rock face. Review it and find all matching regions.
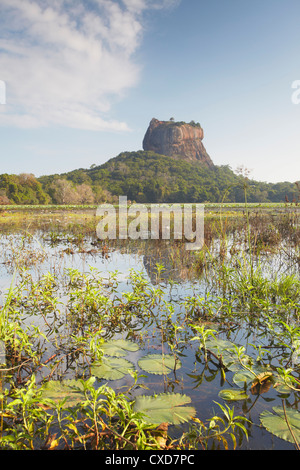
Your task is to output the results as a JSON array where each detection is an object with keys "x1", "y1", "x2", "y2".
[{"x1": 142, "y1": 118, "x2": 214, "y2": 168}]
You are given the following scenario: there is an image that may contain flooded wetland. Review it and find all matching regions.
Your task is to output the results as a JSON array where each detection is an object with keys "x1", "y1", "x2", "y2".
[{"x1": 0, "y1": 203, "x2": 299, "y2": 450}]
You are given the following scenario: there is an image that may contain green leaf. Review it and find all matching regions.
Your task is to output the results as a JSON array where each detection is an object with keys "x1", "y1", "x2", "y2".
[
  {"x1": 39, "y1": 379, "x2": 89, "y2": 407},
  {"x1": 232, "y1": 368, "x2": 260, "y2": 388},
  {"x1": 100, "y1": 339, "x2": 139, "y2": 357},
  {"x1": 205, "y1": 338, "x2": 249, "y2": 371},
  {"x1": 91, "y1": 357, "x2": 134, "y2": 380},
  {"x1": 218, "y1": 389, "x2": 249, "y2": 401},
  {"x1": 138, "y1": 354, "x2": 181, "y2": 375},
  {"x1": 133, "y1": 393, "x2": 196, "y2": 425},
  {"x1": 273, "y1": 372, "x2": 294, "y2": 396},
  {"x1": 260, "y1": 406, "x2": 300, "y2": 444}
]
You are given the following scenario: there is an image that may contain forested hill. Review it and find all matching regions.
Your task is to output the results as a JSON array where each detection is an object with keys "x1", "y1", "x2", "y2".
[{"x1": 0, "y1": 150, "x2": 299, "y2": 205}]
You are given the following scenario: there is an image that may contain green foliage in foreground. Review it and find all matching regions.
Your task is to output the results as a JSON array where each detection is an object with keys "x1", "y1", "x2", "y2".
[
  {"x1": 0, "y1": 258, "x2": 299, "y2": 449},
  {"x1": 0, "y1": 206, "x2": 299, "y2": 450},
  {"x1": 0, "y1": 261, "x2": 251, "y2": 450}
]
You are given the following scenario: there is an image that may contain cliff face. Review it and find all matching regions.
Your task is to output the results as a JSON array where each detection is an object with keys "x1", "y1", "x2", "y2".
[{"x1": 142, "y1": 118, "x2": 214, "y2": 168}]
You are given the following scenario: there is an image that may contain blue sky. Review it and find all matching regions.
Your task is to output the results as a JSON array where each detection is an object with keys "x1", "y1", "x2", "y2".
[{"x1": 0, "y1": 0, "x2": 299, "y2": 183}]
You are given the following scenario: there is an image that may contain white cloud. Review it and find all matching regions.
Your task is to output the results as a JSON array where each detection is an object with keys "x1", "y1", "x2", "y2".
[{"x1": 0, "y1": 0, "x2": 179, "y2": 131}]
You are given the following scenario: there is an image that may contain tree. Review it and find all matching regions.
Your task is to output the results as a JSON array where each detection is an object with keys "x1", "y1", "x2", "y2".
[
  {"x1": 50, "y1": 179, "x2": 79, "y2": 204},
  {"x1": 0, "y1": 189, "x2": 10, "y2": 205},
  {"x1": 76, "y1": 184, "x2": 95, "y2": 204}
]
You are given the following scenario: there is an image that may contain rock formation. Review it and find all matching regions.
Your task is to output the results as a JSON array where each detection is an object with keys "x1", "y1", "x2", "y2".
[{"x1": 142, "y1": 118, "x2": 214, "y2": 168}]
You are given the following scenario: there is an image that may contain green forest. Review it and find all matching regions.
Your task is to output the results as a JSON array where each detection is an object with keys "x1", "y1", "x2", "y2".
[{"x1": 0, "y1": 151, "x2": 299, "y2": 205}]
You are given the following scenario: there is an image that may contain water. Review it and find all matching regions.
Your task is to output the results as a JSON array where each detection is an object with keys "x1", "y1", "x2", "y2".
[{"x1": 0, "y1": 211, "x2": 299, "y2": 450}]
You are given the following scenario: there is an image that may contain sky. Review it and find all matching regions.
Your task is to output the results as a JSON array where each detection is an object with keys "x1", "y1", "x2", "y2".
[{"x1": 0, "y1": 0, "x2": 300, "y2": 183}]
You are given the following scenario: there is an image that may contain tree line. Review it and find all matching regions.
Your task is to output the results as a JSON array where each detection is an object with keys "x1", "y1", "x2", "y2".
[{"x1": 0, "y1": 151, "x2": 299, "y2": 205}]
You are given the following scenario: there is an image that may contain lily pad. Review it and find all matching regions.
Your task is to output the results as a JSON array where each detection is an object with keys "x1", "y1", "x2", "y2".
[
  {"x1": 273, "y1": 372, "x2": 295, "y2": 396},
  {"x1": 218, "y1": 389, "x2": 249, "y2": 401},
  {"x1": 205, "y1": 338, "x2": 250, "y2": 371},
  {"x1": 101, "y1": 339, "x2": 139, "y2": 357},
  {"x1": 39, "y1": 378, "x2": 90, "y2": 407},
  {"x1": 205, "y1": 337, "x2": 238, "y2": 353},
  {"x1": 232, "y1": 365, "x2": 272, "y2": 387},
  {"x1": 232, "y1": 369, "x2": 256, "y2": 388},
  {"x1": 138, "y1": 354, "x2": 181, "y2": 375},
  {"x1": 91, "y1": 356, "x2": 134, "y2": 380},
  {"x1": 260, "y1": 406, "x2": 300, "y2": 444},
  {"x1": 133, "y1": 393, "x2": 196, "y2": 425},
  {"x1": 274, "y1": 383, "x2": 292, "y2": 396}
]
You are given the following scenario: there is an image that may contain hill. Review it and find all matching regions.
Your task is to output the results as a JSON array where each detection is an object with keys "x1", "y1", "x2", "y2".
[{"x1": 37, "y1": 150, "x2": 299, "y2": 205}]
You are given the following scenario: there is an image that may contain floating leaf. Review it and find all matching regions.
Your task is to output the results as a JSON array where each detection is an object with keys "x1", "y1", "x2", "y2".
[
  {"x1": 101, "y1": 339, "x2": 139, "y2": 357},
  {"x1": 205, "y1": 338, "x2": 250, "y2": 371},
  {"x1": 91, "y1": 357, "x2": 134, "y2": 380},
  {"x1": 231, "y1": 369, "x2": 253, "y2": 389},
  {"x1": 274, "y1": 383, "x2": 292, "y2": 396},
  {"x1": 138, "y1": 354, "x2": 181, "y2": 375},
  {"x1": 219, "y1": 352, "x2": 242, "y2": 372},
  {"x1": 218, "y1": 389, "x2": 249, "y2": 401},
  {"x1": 260, "y1": 406, "x2": 300, "y2": 444},
  {"x1": 133, "y1": 393, "x2": 196, "y2": 425},
  {"x1": 273, "y1": 372, "x2": 297, "y2": 396},
  {"x1": 205, "y1": 338, "x2": 237, "y2": 352},
  {"x1": 39, "y1": 378, "x2": 90, "y2": 407},
  {"x1": 274, "y1": 380, "x2": 293, "y2": 396},
  {"x1": 233, "y1": 365, "x2": 273, "y2": 393}
]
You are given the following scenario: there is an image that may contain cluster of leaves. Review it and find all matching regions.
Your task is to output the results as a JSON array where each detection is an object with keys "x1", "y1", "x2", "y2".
[
  {"x1": 167, "y1": 118, "x2": 202, "y2": 128},
  {"x1": 0, "y1": 173, "x2": 49, "y2": 205}
]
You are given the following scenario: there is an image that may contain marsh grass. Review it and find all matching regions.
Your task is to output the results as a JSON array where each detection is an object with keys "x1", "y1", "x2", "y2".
[{"x1": 0, "y1": 203, "x2": 299, "y2": 450}]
